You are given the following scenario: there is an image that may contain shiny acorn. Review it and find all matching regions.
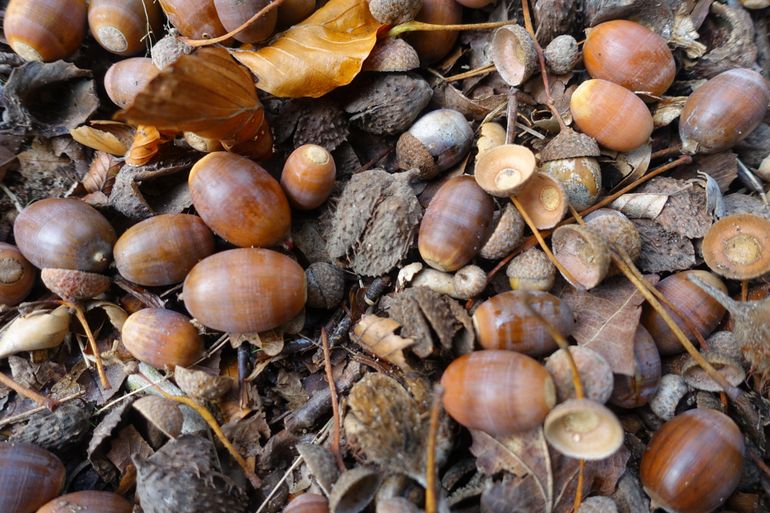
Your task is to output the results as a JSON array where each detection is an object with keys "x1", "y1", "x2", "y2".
[
  {"x1": 122, "y1": 308, "x2": 205, "y2": 369},
  {"x1": 0, "y1": 243, "x2": 35, "y2": 307},
  {"x1": 472, "y1": 290, "x2": 575, "y2": 356},
  {"x1": 397, "y1": 109, "x2": 474, "y2": 179},
  {"x1": 283, "y1": 493, "x2": 329, "y2": 513},
  {"x1": 280, "y1": 144, "x2": 337, "y2": 210},
  {"x1": 37, "y1": 491, "x2": 133, "y2": 513},
  {"x1": 4, "y1": 0, "x2": 87, "y2": 62},
  {"x1": 641, "y1": 408, "x2": 744, "y2": 513},
  {"x1": 183, "y1": 248, "x2": 307, "y2": 333},
  {"x1": 214, "y1": 0, "x2": 277, "y2": 43},
  {"x1": 114, "y1": 214, "x2": 216, "y2": 287},
  {"x1": 679, "y1": 68, "x2": 770, "y2": 154},
  {"x1": 583, "y1": 19, "x2": 675, "y2": 96},
  {"x1": 404, "y1": 0, "x2": 462, "y2": 64},
  {"x1": 0, "y1": 441, "x2": 65, "y2": 513},
  {"x1": 158, "y1": 0, "x2": 227, "y2": 39},
  {"x1": 104, "y1": 57, "x2": 161, "y2": 109},
  {"x1": 14, "y1": 198, "x2": 116, "y2": 273},
  {"x1": 189, "y1": 152, "x2": 291, "y2": 248},
  {"x1": 418, "y1": 175, "x2": 494, "y2": 272},
  {"x1": 441, "y1": 350, "x2": 556, "y2": 436},
  {"x1": 570, "y1": 79, "x2": 654, "y2": 152},
  {"x1": 89, "y1": 0, "x2": 164, "y2": 55}
]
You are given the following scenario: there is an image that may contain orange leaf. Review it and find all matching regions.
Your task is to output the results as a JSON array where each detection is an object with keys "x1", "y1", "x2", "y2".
[
  {"x1": 126, "y1": 125, "x2": 173, "y2": 167},
  {"x1": 70, "y1": 121, "x2": 135, "y2": 155},
  {"x1": 232, "y1": 0, "x2": 381, "y2": 98},
  {"x1": 118, "y1": 47, "x2": 264, "y2": 143}
]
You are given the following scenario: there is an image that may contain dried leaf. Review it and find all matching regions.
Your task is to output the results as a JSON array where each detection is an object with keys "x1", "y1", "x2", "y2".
[
  {"x1": 83, "y1": 152, "x2": 122, "y2": 194},
  {"x1": 0, "y1": 306, "x2": 71, "y2": 359},
  {"x1": 652, "y1": 96, "x2": 687, "y2": 128},
  {"x1": 232, "y1": 0, "x2": 381, "y2": 98},
  {"x1": 610, "y1": 193, "x2": 669, "y2": 219},
  {"x1": 562, "y1": 276, "x2": 657, "y2": 376},
  {"x1": 126, "y1": 126, "x2": 170, "y2": 167},
  {"x1": 633, "y1": 218, "x2": 697, "y2": 273},
  {"x1": 609, "y1": 144, "x2": 651, "y2": 191},
  {"x1": 638, "y1": 177, "x2": 712, "y2": 238},
  {"x1": 120, "y1": 47, "x2": 265, "y2": 143},
  {"x1": 352, "y1": 314, "x2": 414, "y2": 369},
  {"x1": 71, "y1": 121, "x2": 134, "y2": 155}
]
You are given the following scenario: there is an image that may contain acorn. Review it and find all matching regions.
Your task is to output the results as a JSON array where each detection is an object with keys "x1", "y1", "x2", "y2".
[
  {"x1": 122, "y1": 308, "x2": 205, "y2": 369},
  {"x1": 641, "y1": 270, "x2": 727, "y2": 356},
  {"x1": 570, "y1": 79, "x2": 654, "y2": 152},
  {"x1": 640, "y1": 408, "x2": 744, "y2": 513},
  {"x1": 679, "y1": 68, "x2": 770, "y2": 154},
  {"x1": 397, "y1": 109, "x2": 473, "y2": 179},
  {"x1": 284, "y1": 493, "x2": 329, "y2": 513},
  {"x1": 4, "y1": 0, "x2": 87, "y2": 62},
  {"x1": 277, "y1": 0, "x2": 316, "y2": 27},
  {"x1": 0, "y1": 243, "x2": 35, "y2": 307},
  {"x1": 104, "y1": 57, "x2": 161, "y2": 109},
  {"x1": 0, "y1": 441, "x2": 66, "y2": 513},
  {"x1": 214, "y1": 0, "x2": 277, "y2": 43},
  {"x1": 506, "y1": 248, "x2": 556, "y2": 291},
  {"x1": 540, "y1": 128, "x2": 603, "y2": 211},
  {"x1": 441, "y1": 350, "x2": 556, "y2": 436},
  {"x1": 37, "y1": 491, "x2": 133, "y2": 513},
  {"x1": 472, "y1": 290, "x2": 575, "y2": 356},
  {"x1": 551, "y1": 224, "x2": 611, "y2": 289},
  {"x1": 418, "y1": 175, "x2": 494, "y2": 272},
  {"x1": 158, "y1": 0, "x2": 227, "y2": 39},
  {"x1": 89, "y1": 0, "x2": 164, "y2": 56},
  {"x1": 404, "y1": 0, "x2": 462, "y2": 64},
  {"x1": 583, "y1": 19, "x2": 675, "y2": 96},
  {"x1": 280, "y1": 144, "x2": 337, "y2": 210}
]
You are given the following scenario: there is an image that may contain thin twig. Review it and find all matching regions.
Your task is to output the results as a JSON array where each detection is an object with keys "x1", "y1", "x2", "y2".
[
  {"x1": 183, "y1": 0, "x2": 287, "y2": 46},
  {"x1": 742, "y1": 280, "x2": 749, "y2": 302},
  {"x1": 506, "y1": 88, "x2": 518, "y2": 145},
  {"x1": 573, "y1": 459, "x2": 585, "y2": 510},
  {"x1": 160, "y1": 392, "x2": 262, "y2": 488},
  {"x1": 0, "y1": 372, "x2": 58, "y2": 410},
  {"x1": 650, "y1": 144, "x2": 682, "y2": 160},
  {"x1": 62, "y1": 300, "x2": 110, "y2": 390},
  {"x1": 389, "y1": 19, "x2": 515, "y2": 37},
  {"x1": 0, "y1": 390, "x2": 83, "y2": 427},
  {"x1": 95, "y1": 380, "x2": 161, "y2": 414},
  {"x1": 425, "y1": 385, "x2": 444, "y2": 513},
  {"x1": 321, "y1": 328, "x2": 345, "y2": 472},
  {"x1": 511, "y1": 196, "x2": 583, "y2": 291},
  {"x1": 0, "y1": 184, "x2": 24, "y2": 213},
  {"x1": 445, "y1": 64, "x2": 496, "y2": 82}
]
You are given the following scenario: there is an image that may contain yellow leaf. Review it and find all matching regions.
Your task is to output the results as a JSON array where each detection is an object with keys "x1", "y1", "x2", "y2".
[
  {"x1": 119, "y1": 47, "x2": 265, "y2": 143},
  {"x1": 70, "y1": 121, "x2": 134, "y2": 155},
  {"x1": 232, "y1": 0, "x2": 381, "y2": 98}
]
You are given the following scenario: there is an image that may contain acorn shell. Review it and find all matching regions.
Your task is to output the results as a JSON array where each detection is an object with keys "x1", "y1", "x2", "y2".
[
  {"x1": 0, "y1": 243, "x2": 35, "y2": 307},
  {"x1": 640, "y1": 408, "x2": 744, "y2": 513},
  {"x1": 189, "y1": 152, "x2": 291, "y2": 248},
  {"x1": 472, "y1": 290, "x2": 575, "y2": 356},
  {"x1": 418, "y1": 176, "x2": 494, "y2": 272},
  {"x1": 183, "y1": 248, "x2": 307, "y2": 333},
  {"x1": 441, "y1": 350, "x2": 556, "y2": 436},
  {"x1": 89, "y1": 0, "x2": 164, "y2": 56},
  {"x1": 41, "y1": 268, "x2": 111, "y2": 300},
  {"x1": 474, "y1": 144, "x2": 537, "y2": 197},
  {"x1": 641, "y1": 270, "x2": 727, "y2": 356},
  {"x1": 122, "y1": 308, "x2": 205, "y2": 369},
  {"x1": 4, "y1": 0, "x2": 87, "y2": 62},
  {"x1": 543, "y1": 398, "x2": 624, "y2": 460},
  {"x1": 583, "y1": 19, "x2": 675, "y2": 96},
  {"x1": 513, "y1": 172, "x2": 568, "y2": 229},
  {"x1": 114, "y1": 214, "x2": 216, "y2": 287},
  {"x1": 37, "y1": 491, "x2": 133, "y2": 513},
  {"x1": 551, "y1": 224, "x2": 611, "y2": 289},
  {"x1": 570, "y1": 79, "x2": 653, "y2": 152},
  {"x1": 0, "y1": 441, "x2": 66, "y2": 513},
  {"x1": 679, "y1": 68, "x2": 770, "y2": 154},
  {"x1": 13, "y1": 198, "x2": 116, "y2": 273}
]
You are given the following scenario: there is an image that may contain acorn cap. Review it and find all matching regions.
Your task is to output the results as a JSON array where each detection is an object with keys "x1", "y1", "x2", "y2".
[
  {"x1": 41, "y1": 268, "x2": 111, "y2": 300},
  {"x1": 506, "y1": 248, "x2": 556, "y2": 291},
  {"x1": 551, "y1": 225, "x2": 611, "y2": 289},
  {"x1": 490, "y1": 24, "x2": 538, "y2": 86},
  {"x1": 474, "y1": 144, "x2": 537, "y2": 197},
  {"x1": 681, "y1": 352, "x2": 746, "y2": 392},
  {"x1": 514, "y1": 172, "x2": 568, "y2": 229},
  {"x1": 543, "y1": 398, "x2": 624, "y2": 460},
  {"x1": 479, "y1": 203, "x2": 525, "y2": 260},
  {"x1": 702, "y1": 213, "x2": 770, "y2": 280},
  {"x1": 541, "y1": 128, "x2": 602, "y2": 162}
]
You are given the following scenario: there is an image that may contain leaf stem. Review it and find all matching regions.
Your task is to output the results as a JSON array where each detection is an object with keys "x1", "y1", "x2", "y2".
[
  {"x1": 321, "y1": 328, "x2": 346, "y2": 472},
  {"x1": 0, "y1": 372, "x2": 58, "y2": 410},
  {"x1": 388, "y1": 19, "x2": 514, "y2": 37},
  {"x1": 62, "y1": 300, "x2": 111, "y2": 390},
  {"x1": 183, "y1": 0, "x2": 288, "y2": 47},
  {"x1": 425, "y1": 384, "x2": 444, "y2": 513}
]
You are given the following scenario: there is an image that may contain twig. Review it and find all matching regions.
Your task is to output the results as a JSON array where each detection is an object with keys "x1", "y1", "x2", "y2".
[
  {"x1": 742, "y1": 280, "x2": 749, "y2": 302},
  {"x1": 650, "y1": 144, "x2": 682, "y2": 160},
  {"x1": 183, "y1": 0, "x2": 287, "y2": 46},
  {"x1": 95, "y1": 380, "x2": 161, "y2": 414},
  {"x1": 62, "y1": 300, "x2": 110, "y2": 390},
  {"x1": 389, "y1": 20, "x2": 515, "y2": 37},
  {"x1": 511, "y1": 196, "x2": 583, "y2": 291},
  {"x1": 160, "y1": 392, "x2": 262, "y2": 488},
  {"x1": 426, "y1": 385, "x2": 444, "y2": 513},
  {"x1": 574, "y1": 459, "x2": 586, "y2": 511},
  {"x1": 506, "y1": 88, "x2": 518, "y2": 144},
  {"x1": 445, "y1": 64, "x2": 496, "y2": 82},
  {"x1": 0, "y1": 372, "x2": 58, "y2": 410},
  {"x1": 0, "y1": 390, "x2": 84, "y2": 427},
  {"x1": 0, "y1": 183, "x2": 24, "y2": 213},
  {"x1": 321, "y1": 328, "x2": 346, "y2": 472}
]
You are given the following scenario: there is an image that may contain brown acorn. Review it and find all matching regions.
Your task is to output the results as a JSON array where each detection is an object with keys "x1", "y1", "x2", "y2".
[{"x1": 540, "y1": 128, "x2": 603, "y2": 211}]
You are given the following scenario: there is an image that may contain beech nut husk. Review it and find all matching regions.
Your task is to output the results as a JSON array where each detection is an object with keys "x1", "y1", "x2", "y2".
[
  {"x1": 441, "y1": 350, "x2": 556, "y2": 436},
  {"x1": 640, "y1": 408, "x2": 744, "y2": 513}
]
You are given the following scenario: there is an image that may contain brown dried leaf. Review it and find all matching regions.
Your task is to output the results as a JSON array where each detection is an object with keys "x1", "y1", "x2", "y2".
[
  {"x1": 481, "y1": 475, "x2": 547, "y2": 513},
  {"x1": 352, "y1": 314, "x2": 414, "y2": 369},
  {"x1": 633, "y1": 218, "x2": 697, "y2": 273},
  {"x1": 610, "y1": 193, "x2": 669, "y2": 219},
  {"x1": 232, "y1": 0, "x2": 381, "y2": 98},
  {"x1": 609, "y1": 144, "x2": 651, "y2": 191},
  {"x1": 562, "y1": 276, "x2": 657, "y2": 376},
  {"x1": 638, "y1": 177, "x2": 712, "y2": 238},
  {"x1": 126, "y1": 126, "x2": 171, "y2": 167},
  {"x1": 71, "y1": 121, "x2": 134, "y2": 155},
  {"x1": 107, "y1": 425, "x2": 154, "y2": 475},
  {"x1": 83, "y1": 152, "x2": 122, "y2": 194},
  {"x1": 120, "y1": 47, "x2": 264, "y2": 143}
]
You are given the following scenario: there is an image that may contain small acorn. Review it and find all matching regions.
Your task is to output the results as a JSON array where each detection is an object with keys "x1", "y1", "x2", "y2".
[
  {"x1": 368, "y1": 0, "x2": 423, "y2": 24},
  {"x1": 397, "y1": 109, "x2": 473, "y2": 179},
  {"x1": 540, "y1": 128, "x2": 603, "y2": 211},
  {"x1": 544, "y1": 35, "x2": 580, "y2": 75},
  {"x1": 506, "y1": 248, "x2": 556, "y2": 291}
]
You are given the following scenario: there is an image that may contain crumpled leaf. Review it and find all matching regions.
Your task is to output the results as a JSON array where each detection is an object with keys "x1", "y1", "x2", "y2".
[
  {"x1": 120, "y1": 47, "x2": 265, "y2": 144},
  {"x1": 0, "y1": 306, "x2": 71, "y2": 359},
  {"x1": 352, "y1": 314, "x2": 414, "y2": 369},
  {"x1": 610, "y1": 193, "x2": 669, "y2": 219},
  {"x1": 562, "y1": 275, "x2": 657, "y2": 376},
  {"x1": 71, "y1": 121, "x2": 135, "y2": 155},
  {"x1": 232, "y1": 0, "x2": 381, "y2": 98},
  {"x1": 126, "y1": 126, "x2": 173, "y2": 167},
  {"x1": 83, "y1": 152, "x2": 122, "y2": 195}
]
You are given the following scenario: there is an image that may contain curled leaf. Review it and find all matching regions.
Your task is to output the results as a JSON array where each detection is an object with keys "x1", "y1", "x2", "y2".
[
  {"x1": 126, "y1": 125, "x2": 173, "y2": 166},
  {"x1": 0, "y1": 305, "x2": 71, "y2": 359},
  {"x1": 71, "y1": 121, "x2": 135, "y2": 155},
  {"x1": 232, "y1": 0, "x2": 381, "y2": 98},
  {"x1": 352, "y1": 314, "x2": 414, "y2": 369}
]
